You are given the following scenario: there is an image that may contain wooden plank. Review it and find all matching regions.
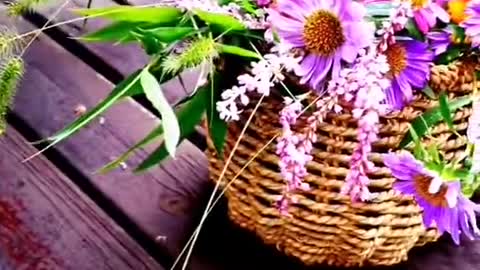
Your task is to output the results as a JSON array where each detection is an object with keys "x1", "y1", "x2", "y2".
[
  {"x1": 0, "y1": 126, "x2": 162, "y2": 270},
  {"x1": 32, "y1": 0, "x2": 201, "y2": 104},
  {"x1": 34, "y1": 0, "x2": 147, "y2": 77},
  {"x1": 14, "y1": 5, "x2": 480, "y2": 270},
  {"x1": 5, "y1": 15, "x2": 214, "y2": 269}
]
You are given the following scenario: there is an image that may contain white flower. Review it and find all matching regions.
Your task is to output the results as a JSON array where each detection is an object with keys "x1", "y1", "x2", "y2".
[
  {"x1": 216, "y1": 100, "x2": 241, "y2": 121},
  {"x1": 216, "y1": 47, "x2": 301, "y2": 121}
]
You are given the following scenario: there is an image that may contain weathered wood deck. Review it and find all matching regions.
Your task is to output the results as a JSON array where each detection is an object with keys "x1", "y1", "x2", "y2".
[{"x1": 1, "y1": 1, "x2": 480, "y2": 269}]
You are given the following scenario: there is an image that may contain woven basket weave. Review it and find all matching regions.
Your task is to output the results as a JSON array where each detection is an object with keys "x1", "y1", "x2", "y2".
[{"x1": 206, "y1": 58, "x2": 479, "y2": 267}]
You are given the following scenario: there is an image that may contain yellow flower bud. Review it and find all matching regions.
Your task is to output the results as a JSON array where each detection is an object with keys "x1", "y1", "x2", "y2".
[{"x1": 448, "y1": 0, "x2": 471, "y2": 24}]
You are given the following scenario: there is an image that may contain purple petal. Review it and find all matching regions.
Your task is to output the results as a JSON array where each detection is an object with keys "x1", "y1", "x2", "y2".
[
  {"x1": 297, "y1": 54, "x2": 317, "y2": 77},
  {"x1": 430, "y1": 3, "x2": 450, "y2": 22},
  {"x1": 383, "y1": 152, "x2": 425, "y2": 179},
  {"x1": 400, "y1": 75, "x2": 413, "y2": 102},
  {"x1": 459, "y1": 213, "x2": 475, "y2": 240},
  {"x1": 436, "y1": 206, "x2": 447, "y2": 233},
  {"x1": 279, "y1": 1, "x2": 308, "y2": 21},
  {"x1": 340, "y1": 44, "x2": 358, "y2": 63},
  {"x1": 403, "y1": 67, "x2": 429, "y2": 88},
  {"x1": 393, "y1": 181, "x2": 416, "y2": 194},
  {"x1": 445, "y1": 182, "x2": 461, "y2": 207},
  {"x1": 421, "y1": 8, "x2": 437, "y2": 27},
  {"x1": 423, "y1": 205, "x2": 436, "y2": 228},
  {"x1": 281, "y1": 33, "x2": 306, "y2": 48},
  {"x1": 331, "y1": 55, "x2": 341, "y2": 79},
  {"x1": 298, "y1": 55, "x2": 332, "y2": 89},
  {"x1": 449, "y1": 207, "x2": 460, "y2": 245},
  {"x1": 414, "y1": 10, "x2": 430, "y2": 34}
]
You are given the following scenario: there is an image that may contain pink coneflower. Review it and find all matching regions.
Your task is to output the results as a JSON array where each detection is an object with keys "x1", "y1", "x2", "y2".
[
  {"x1": 384, "y1": 39, "x2": 433, "y2": 109},
  {"x1": 267, "y1": 0, "x2": 374, "y2": 90},
  {"x1": 411, "y1": 0, "x2": 449, "y2": 34},
  {"x1": 384, "y1": 152, "x2": 480, "y2": 244}
]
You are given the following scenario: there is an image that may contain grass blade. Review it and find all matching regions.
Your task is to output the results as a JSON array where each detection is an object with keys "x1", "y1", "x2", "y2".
[{"x1": 140, "y1": 69, "x2": 180, "y2": 158}]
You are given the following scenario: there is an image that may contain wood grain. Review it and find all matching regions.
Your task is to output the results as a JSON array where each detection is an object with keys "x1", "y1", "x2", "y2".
[
  {"x1": 0, "y1": 127, "x2": 161, "y2": 270},
  {"x1": 11, "y1": 4, "x2": 480, "y2": 270},
  {"x1": 34, "y1": 0, "x2": 147, "y2": 77},
  {"x1": 6, "y1": 15, "x2": 213, "y2": 269},
  {"x1": 32, "y1": 0, "x2": 201, "y2": 103}
]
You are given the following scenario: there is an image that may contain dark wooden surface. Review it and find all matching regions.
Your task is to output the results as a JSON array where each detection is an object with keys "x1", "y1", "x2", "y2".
[
  {"x1": 35, "y1": 0, "x2": 201, "y2": 103},
  {"x1": 7, "y1": 15, "x2": 214, "y2": 269},
  {"x1": 35, "y1": 0, "x2": 148, "y2": 77},
  {"x1": 0, "y1": 126, "x2": 161, "y2": 270},
  {"x1": 0, "y1": 1, "x2": 480, "y2": 269}
]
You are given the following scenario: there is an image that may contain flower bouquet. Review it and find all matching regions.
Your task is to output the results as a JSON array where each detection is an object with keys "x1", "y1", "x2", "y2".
[{"x1": 13, "y1": 0, "x2": 480, "y2": 267}]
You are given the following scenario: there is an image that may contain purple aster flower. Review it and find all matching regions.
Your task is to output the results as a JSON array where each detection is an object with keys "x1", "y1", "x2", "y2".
[
  {"x1": 427, "y1": 27, "x2": 453, "y2": 55},
  {"x1": 461, "y1": 0, "x2": 480, "y2": 47},
  {"x1": 267, "y1": 0, "x2": 374, "y2": 90},
  {"x1": 384, "y1": 152, "x2": 480, "y2": 244},
  {"x1": 384, "y1": 39, "x2": 433, "y2": 110},
  {"x1": 411, "y1": 0, "x2": 449, "y2": 34}
]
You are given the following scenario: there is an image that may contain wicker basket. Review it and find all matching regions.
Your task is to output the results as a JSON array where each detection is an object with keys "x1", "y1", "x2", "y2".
[{"x1": 206, "y1": 58, "x2": 479, "y2": 267}]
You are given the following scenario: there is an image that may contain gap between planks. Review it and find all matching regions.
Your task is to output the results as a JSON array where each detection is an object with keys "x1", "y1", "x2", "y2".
[
  {"x1": 22, "y1": 0, "x2": 208, "y2": 147},
  {"x1": 3, "y1": 13, "x2": 214, "y2": 270},
  {"x1": 0, "y1": 125, "x2": 162, "y2": 270},
  {"x1": 7, "y1": 3, "x2": 480, "y2": 270}
]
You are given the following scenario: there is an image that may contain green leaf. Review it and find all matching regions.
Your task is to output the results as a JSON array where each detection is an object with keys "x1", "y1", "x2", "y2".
[
  {"x1": 439, "y1": 92, "x2": 454, "y2": 130},
  {"x1": 426, "y1": 143, "x2": 441, "y2": 164},
  {"x1": 79, "y1": 21, "x2": 148, "y2": 43},
  {"x1": 218, "y1": 0, "x2": 235, "y2": 4},
  {"x1": 216, "y1": 43, "x2": 260, "y2": 59},
  {"x1": 131, "y1": 32, "x2": 163, "y2": 55},
  {"x1": 99, "y1": 82, "x2": 207, "y2": 173},
  {"x1": 400, "y1": 96, "x2": 472, "y2": 148},
  {"x1": 409, "y1": 124, "x2": 426, "y2": 160},
  {"x1": 80, "y1": 23, "x2": 195, "y2": 45},
  {"x1": 405, "y1": 19, "x2": 423, "y2": 41},
  {"x1": 463, "y1": 175, "x2": 480, "y2": 198},
  {"x1": 239, "y1": 0, "x2": 257, "y2": 14},
  {"x1": 137, "y1": 27, "x2": 196, "y2": 43},
  {"x1": 452, "y1": 24, "x2": 466, "y2": 43},
  {"x1": 74, "y1": 6, "x2": 182, "y2": 24},
  {"x1": 436, "y1": 46, "x2": 463, "y2": 65},
  {"x1": 194, "y1": 9, "x2": 246, "y2": 32},
  {"x1": 422, "y1": 86, "x2": 436, "y2": 99},
  {"x1": 140, "y1": 69, "x2": 180, "y2": 158},
  {"x1": 134, "y1": 87, "x2": 209, "y2": 172},
  {"x1": 205, "y1": 73, "x2": 227, "y2": 156},
  {"x1": 26, "y1": 70, "x2": 143, "y2": 161},
  {"x1": 442, "y1": 166, "x2": 471, "y2": 181},
  {"x1": 98, "y1": 124, "x2": 164, "y2": 173}
]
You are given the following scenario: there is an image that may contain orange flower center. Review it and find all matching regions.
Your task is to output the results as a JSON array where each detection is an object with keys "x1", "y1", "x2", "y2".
[
  {"x1": 385, "y1": 44, "x2": 407, "y2": 77},
  {"x1": 411, "y1": 0, "x2": 430, "y2": 9},
  {"x1": 413, "y1": 174, "x2": 449, "y2": 208},
  {"x1": 303, "y1": 10, "x2": 345, "y2": 56},
  {"x1": 449, "y1": 0, "x2": 471, "y2": 24}
]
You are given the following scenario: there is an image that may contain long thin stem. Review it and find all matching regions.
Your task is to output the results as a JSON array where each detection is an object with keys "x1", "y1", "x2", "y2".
[
  {"x1": 20, "y1": 0, "x2": 71, "y2": 57},
  {"x1": 82, "y1": 0, "x2": 93, "y2": 28},
  {"x1": 172, "y1": 92, "x2": 323, "y2": 269},
  {"x1": 179, "y1": 94, "x2": 266, "y2": 270},
  {"x1": 170, "y1": 135, "x2": 277, "y2": 270}
]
